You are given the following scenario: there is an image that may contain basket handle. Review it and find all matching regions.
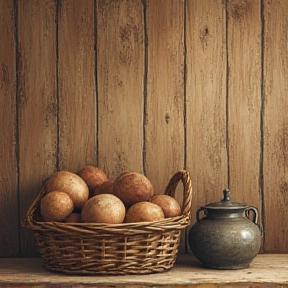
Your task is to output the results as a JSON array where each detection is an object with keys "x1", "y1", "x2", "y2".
[
  {"x1": 22, "y1": 187, "x2": 47, "y2": 229},
  {"x1": 164, "y1": 170, "x2": 192, "y2": 217}
]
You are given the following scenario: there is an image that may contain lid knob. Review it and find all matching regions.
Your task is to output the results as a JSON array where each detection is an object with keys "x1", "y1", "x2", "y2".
[{"x1": 222, "y1": 189, "x2": 231, "y2": 202}]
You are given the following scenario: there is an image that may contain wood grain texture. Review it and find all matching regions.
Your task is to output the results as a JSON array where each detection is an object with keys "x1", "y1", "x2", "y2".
[
  {"x1": 0, "y1": 254, "x2": 288, "y2": 287},
  {"x1": 145, "y1": 0, "x2": 185, "y2": 252},
  {"x1": 58, "y1": 0, "x2": 96, "y2": 172},
  {"x1": 17, "y1": 0, "x2": 57, "y2": 256},
  {"x1": 97, "y1": 0, "x2": 144, "y2": 179},
  {"x1": 145, "y1": 0, "x2": 185, "y2": 193},
  {"x1": 0, "y1": 0, "x2": 18, "y2": 257},
  {"x1": 0, "y1": 0, "x2": 288, "y2": 257},
  {"x1": 263, "y1": 0, "x2": 288, "y2": 252},
  {"x1": 226, "y1": 0, "x2": 262, "y2": 230},
  {"x1": 186, "y1": 0, "x2": 228, "y2": 226}
]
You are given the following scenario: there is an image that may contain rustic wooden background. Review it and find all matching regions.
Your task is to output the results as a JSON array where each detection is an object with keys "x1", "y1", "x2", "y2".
[{"x1": 1, "y1": 0, "x2": 288, "y2": 257}]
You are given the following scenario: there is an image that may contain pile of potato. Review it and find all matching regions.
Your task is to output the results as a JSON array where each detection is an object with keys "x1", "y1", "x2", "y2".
[{"x1": 40, "y1": 166, "x2": 181, "y2": 224}]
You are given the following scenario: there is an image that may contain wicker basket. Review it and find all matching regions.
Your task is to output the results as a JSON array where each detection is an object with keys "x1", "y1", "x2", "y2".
[{"x1": 23, "y1": 170, "x2": 192, "y2": 275}]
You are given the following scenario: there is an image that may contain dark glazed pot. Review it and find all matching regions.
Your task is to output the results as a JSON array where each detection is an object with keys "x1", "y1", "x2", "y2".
[{"x1": 188, "y1": 189, "x2": 262, "y2": 270}]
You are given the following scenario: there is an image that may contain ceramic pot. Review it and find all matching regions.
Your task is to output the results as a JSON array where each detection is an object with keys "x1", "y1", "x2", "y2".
[{"x1": 188, "y1": 189, "x2": 262, "y2": 269}]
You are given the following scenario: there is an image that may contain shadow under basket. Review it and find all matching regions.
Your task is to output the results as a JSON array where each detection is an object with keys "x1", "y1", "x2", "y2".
[{"x1": 22, "y1": 170, "x2": 193, "y2": 275}]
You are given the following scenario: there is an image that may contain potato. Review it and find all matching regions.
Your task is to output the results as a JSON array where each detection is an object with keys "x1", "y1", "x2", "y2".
[
  {"x1": 124, "y1": 201, "x2": 165, "y2": 223},
  {"x1": 64, "y1": 212, "x2": 81, "y2": 223},
  {"x1": 113, "y1": 172, "x2": 154, "y2": 207},
  {"x1": 46, "y1": 171, "x2": 89, "y2": 210},
  {"x1": 91, "y1": 180, "x2": 114, "y2": 197},
  {"x1": 77, "y1": 166, "x2": 108, "y2": 191},
  {"x1": 150, "y1": 195, "x2": 181, "y2": 218},
  {"x1": 40, "y1": 191, "x2": 74, "y2": 222},
  {"x1": 81, "y1": 194, "x2": 125, "y2": 224}
]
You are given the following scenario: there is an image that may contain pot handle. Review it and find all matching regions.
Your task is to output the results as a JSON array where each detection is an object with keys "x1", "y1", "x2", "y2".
[
  {"x1": 196, "y1": 207, "x2": 206, "y2": 221},
  {"x1": 245, "y1": 206, "x2": 258, "y2": 224}
]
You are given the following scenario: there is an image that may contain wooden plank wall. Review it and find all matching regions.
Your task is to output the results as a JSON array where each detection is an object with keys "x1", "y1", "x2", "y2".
[{"x1": 0, "y1": 0, "x2": 288, "y2": 257}]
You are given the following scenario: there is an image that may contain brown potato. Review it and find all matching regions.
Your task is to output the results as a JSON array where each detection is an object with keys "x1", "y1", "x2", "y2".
[
  {"x1": 113, "y1": 172, "x2": 154, "y2": 207},
  {"x1": 40, "y1": 191, "x2": 74, "y2": 222},
  {"x1": 64, "y1": 212, "x2": 81, "y2": 223},
  {"x1": 150, "y1": 195, "x2": 181, "y2": 218},
  {"x1": 77, "y1": 166, "x2": 108, "y2": 191},
  {"x1": 46, "y1": 171, "x2": 89, "y2": 211},
  {"x1": 81, "y1": 194, "x2": 125, "y2": 224},
  {"x1": 91, "y1": 180, "x2": 114, "y2": 197},
  {"x1": 124, "y1": 201, "x2": 165, "y2": 223}
]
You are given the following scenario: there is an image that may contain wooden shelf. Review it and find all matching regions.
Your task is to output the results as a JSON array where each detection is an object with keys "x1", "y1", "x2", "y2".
[{"x1": 0, "y1": 254, "x2": 287, "y2": 287}]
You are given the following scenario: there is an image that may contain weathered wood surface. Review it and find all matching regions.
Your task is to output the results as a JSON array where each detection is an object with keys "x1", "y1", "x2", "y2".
[
  {"x1": 227, "y1": 0, "x2": 262, "y2": 209},
  {"x1": 97, "y1": 0, "x2": 144, "y2": 179},
  {"x1": 0, "y1": 254, "x2": 287, "y2": 287},
  {"x1": 0, "y1": 0, "x2": 18, "y2": 257},
  {"x1": 262, "y1": 0, "x2": 288, "y2": 253},
  {"x1": 145, "y1": 0, "x2": 185, "y2": 194},
  {"x1": 1, "y1": 0, "x2": 288, "y2": 257},
  {"x1": 17, "y1": 0, "x2": 57, "y2": 256},
  {"x1": 57, "y1": 0, "x2": 96, "y2": 172},
  {"x1": 186, "y1": 0, "x2": 228, "y2": 228},
  {"x1": 145, "y1": 0, "x2": 186, "y2": 252},
  {"x1": 226, "y1": 0, "x2": 263, "y2": 248}
]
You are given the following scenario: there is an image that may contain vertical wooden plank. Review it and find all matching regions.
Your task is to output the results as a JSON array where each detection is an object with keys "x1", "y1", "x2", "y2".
[
  {"x1": 18, "y1": 0, "x2": 57, "y2": 256},
  {"x1": 145, "y1": 0, "x2": 185, "y2": 252},
  {"x1": 186, "y1": 0, "x2": 227, "y2": 226},
  {"x1": 58, "y1": 0, "x2": 96, "y2": 172},
  {"x1": 145, "y1": 0, "x2": 185, "y2": 194},
  {"x1": 0, "y1": 0, "x2": 18, "y2": 257},
  {"x1": 97, "y1": 0, "x2": 144, "y2": 179},
  {"x1": 263, "y1": 0, "x2": 288, "y2": 252},
  {"x1": 227, "y1": 0, "x2": 262, "y2": 227}
]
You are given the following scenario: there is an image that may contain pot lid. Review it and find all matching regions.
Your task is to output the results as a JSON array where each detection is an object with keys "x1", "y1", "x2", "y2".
[{"x1": 203, "y1": 189, "x2": 248, "y2": 209}]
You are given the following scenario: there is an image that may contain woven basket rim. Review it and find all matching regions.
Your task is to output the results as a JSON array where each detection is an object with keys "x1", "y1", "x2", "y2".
[{"x1": 23, "y1": 170, "x2": 193, "y2": 234}]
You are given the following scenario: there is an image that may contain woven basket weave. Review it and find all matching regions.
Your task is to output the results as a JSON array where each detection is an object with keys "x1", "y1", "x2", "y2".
[{"x1": 23, "y1": 170, "x2": 192, "y2": 275}]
